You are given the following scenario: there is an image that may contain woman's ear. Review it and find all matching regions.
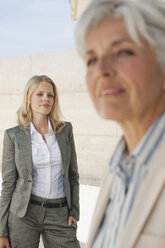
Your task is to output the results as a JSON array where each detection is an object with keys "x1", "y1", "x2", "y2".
[{"x1": 162, "y1": 74, "x2": 165, "y2": 91}]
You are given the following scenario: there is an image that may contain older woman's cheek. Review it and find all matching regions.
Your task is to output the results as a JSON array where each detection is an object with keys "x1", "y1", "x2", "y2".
[{"x1": 86, "y1": 71, "x2": 95, "y2": 93}]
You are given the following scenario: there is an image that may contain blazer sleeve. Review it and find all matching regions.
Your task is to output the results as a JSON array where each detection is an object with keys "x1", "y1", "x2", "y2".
[
  {"x1": 68, "y1": 123, "x2": 80, "y2": 221},
  {"x1": 0, "y1": 130, "x2": 18, "y2": 237}
]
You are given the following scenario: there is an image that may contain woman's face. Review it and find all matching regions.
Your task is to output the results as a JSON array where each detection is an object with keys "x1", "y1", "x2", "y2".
[
  {"x1": 85, "y1": 17, "x2": 165, "y2": 124},
  {"x1": 30, "y1": 81, "x2": 54, "y2": 117}
]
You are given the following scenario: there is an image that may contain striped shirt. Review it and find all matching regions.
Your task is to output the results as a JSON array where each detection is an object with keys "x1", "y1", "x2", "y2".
[{"x1": 92, "y1": 112, "x2": 165, "y2": 248}]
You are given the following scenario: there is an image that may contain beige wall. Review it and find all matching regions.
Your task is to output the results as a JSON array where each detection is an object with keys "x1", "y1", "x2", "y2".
[
  {"x1": 70, "y1": 0, "x2": 165, "y2": 20},
  {"x1": 70, "y1": 0, "x2": 90, "y2": 20},
  {"x1": 0, "y1": 51, "x2": 122, "y2": 185}
]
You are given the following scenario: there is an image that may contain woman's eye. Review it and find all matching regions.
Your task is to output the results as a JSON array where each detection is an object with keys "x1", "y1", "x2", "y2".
[
  {"x1": 117, "y1": 50, "x2": 134, "y2": 56},
  {"x1": 48, "y1": 94, "x2": 54, "y2": 98},
  {"x1": 87, "y1": 57, "x2": 97, "y2": 66},
  {"x1": 37, "y1": 93, "x2": 42, "y2": 96}
]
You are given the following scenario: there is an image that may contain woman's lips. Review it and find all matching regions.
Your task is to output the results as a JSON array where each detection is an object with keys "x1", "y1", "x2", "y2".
[
  {"x1": 42, "y1": 104, "x2": 50, "y2": 107},
  {"x1": 99, "y1": 88, "x2": 124, "y2": 97}
]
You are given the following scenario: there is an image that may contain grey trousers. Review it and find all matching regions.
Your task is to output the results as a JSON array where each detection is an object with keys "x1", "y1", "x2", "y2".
[{"x1": 8, "y1": 194, "x2": 80, "y2": 248}]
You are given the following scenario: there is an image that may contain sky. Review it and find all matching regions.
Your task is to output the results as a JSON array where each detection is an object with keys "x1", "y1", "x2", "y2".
[{"x1": 0, "y1": 0, "x2": 77, "y2": 58}]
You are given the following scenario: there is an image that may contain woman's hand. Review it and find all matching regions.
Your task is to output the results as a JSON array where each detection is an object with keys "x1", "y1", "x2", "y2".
[
  {"x1": 68, "y1": 216, "x2": 77, "y2": 226},
  {"x1": 0, "y1": 237, "x2": 10, "y2": 248}
]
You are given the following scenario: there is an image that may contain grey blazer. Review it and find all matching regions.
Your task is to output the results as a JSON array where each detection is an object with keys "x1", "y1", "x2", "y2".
[{"x1": 0, "y1": 122, "x2": 79, "y2": 237}]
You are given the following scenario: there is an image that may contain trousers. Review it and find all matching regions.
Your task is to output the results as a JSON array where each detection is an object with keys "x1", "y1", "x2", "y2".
[{"x1": 8, "y1": 194, "x2": 80, "y2": 248}]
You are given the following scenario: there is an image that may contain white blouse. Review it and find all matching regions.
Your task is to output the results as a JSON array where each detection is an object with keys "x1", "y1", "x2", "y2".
[{"x1": 30, "y1": 120, "x2": 66, "y2": 199}]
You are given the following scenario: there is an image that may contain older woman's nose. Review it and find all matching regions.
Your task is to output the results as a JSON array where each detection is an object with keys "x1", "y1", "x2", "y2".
[{"x1": 96, "y1": 57, "x2": 116, "y2": 78}]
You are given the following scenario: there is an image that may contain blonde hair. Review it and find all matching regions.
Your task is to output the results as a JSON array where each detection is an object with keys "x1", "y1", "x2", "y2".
[{"x1": 17, "y1": 75, "x2": 65, "y2": 133}]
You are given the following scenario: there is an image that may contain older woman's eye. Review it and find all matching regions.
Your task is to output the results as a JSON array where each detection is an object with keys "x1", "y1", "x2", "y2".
[
  {"x1": 37, "y1": 93, "x2": 42, "y2": 96},
  {"x1": 87, "y1": 57, "x2": 97, "y2": 66},
  {"x1": 118, "y1": 50, "x2": 134, "y2": 56}
]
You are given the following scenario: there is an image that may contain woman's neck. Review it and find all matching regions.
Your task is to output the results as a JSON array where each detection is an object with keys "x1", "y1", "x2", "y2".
[
  {"x1": 119, "y1": 111, "x2": 164, "y2": 154},
  {"x1": 32, "y1": 115, "x2": 49, "y2": 136},
  {"x1": 119, "y1": 101, "x2": 165, "y2": 153}
]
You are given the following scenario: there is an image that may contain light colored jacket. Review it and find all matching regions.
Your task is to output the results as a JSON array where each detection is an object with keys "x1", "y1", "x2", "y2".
[
  {"x1": 88, "y1": 138, "x2": 165, "y2": 248},
  {"x1": 0, "y1": 122, "x2": 79, "y2": 236}
]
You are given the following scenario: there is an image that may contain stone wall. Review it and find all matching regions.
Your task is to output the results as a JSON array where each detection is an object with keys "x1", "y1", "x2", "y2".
[
  {"x1": 0, "y1": 50, "x2": 122, "y2": 185},
  {"x1": 70, "y1": 0, "x2": 90, "y2": 20}
]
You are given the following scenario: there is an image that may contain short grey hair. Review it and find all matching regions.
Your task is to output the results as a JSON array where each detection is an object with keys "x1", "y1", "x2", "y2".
[{"x1": 75, "y1": 0, "x2": 165, "y2": 72}]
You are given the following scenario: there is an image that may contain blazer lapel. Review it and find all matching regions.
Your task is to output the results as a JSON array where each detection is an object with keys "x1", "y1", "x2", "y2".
[
  {"x1": 117, "y1": 151, "x2": 165, "y2": 248},
  {"x1": 88, "y1": 169, "x2": 116, "y2": 248},
  {"x1": 17, "y1": 126, "x2": 33, "y2": 175},
  {"x1": 56, "y1": 130, "x2": 69, "y2": 175}
]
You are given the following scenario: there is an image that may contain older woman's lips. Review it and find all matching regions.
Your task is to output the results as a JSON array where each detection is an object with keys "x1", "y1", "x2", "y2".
[{"x1": 100, "y1": 88, "x2": 124, "y2": 97}]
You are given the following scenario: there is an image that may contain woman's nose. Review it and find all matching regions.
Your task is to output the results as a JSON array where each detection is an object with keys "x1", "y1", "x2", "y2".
[
  {"x1": 96, "y1": 57, "x2": 116, "y2": 78},
  {"x1": 43, "y1": 95, "x2": 48, "y2": 101}
]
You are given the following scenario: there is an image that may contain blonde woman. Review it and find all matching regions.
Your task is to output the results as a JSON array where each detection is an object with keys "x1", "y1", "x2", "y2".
[{"x1": 0, "y1": 75, "x2": 80, "y2": 248}]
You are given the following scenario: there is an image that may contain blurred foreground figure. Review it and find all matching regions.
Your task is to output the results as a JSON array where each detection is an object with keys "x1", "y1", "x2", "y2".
[{"x1": 76, "y1": 0, "x2": 165, "y2": 247}]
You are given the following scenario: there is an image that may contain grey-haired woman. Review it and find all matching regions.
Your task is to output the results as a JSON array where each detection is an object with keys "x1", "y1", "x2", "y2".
[{"x1": 76, "y1": 1, "x2": 165, "y2": 247}]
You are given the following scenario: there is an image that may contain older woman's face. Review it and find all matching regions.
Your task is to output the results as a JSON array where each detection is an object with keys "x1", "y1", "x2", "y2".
[{"x1": 85, "y1": 17, "x2": 165, "y2": 123}]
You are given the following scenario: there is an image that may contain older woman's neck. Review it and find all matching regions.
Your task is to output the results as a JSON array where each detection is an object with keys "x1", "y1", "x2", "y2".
[
  {"x1": 120, "y1": 110, "x2": 165, "y2": 154},
  {"x1": 122, "y1": 125, "x2": 147, "y2": 154}
]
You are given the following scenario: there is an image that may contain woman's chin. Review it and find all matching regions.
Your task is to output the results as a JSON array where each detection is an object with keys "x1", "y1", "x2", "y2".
[{"x1": 98, "y1": 109, "x2": 121, "y2": 121}]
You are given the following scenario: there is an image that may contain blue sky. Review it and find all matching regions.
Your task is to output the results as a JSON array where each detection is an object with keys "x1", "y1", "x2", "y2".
[{"x1": 0, "y1": 0, "x2": 77, "y2": 58}]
